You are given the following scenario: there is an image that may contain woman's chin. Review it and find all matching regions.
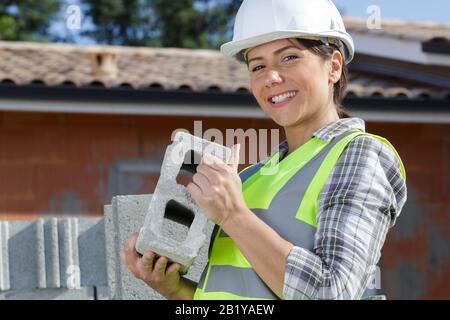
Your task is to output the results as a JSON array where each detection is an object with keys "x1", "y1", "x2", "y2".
[{"x1": 270, "y1": 114, "x2": 301, "y2": 128}]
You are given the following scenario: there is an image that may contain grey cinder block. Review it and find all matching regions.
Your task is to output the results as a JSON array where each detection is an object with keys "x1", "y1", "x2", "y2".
[
  {"x1": 136, "y1": 132, "x2": 231, "y2": 274},
  {"x1": 0, "y1": 221, "x2": 10, "y2": 291},
  {"x1": 104, "y1": 194, "x2": 214, "y2": 300},
  {"x1": 0, "y1": 217, "x2": 107, "y2": 300},
  {"x1": 0, "y1": 287, "x2": 95, "y2": 300}
]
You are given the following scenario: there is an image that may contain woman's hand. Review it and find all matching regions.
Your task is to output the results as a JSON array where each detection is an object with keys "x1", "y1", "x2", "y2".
[
  {"x1": 187, "y1": 144, "x2": 247, "y2": 226},
  {"x1": 121, "y1": 233, "x2": 184, "y2": 299}
]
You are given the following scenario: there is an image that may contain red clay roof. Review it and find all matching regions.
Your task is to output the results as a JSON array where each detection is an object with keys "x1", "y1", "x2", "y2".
[
  {"x1": 0, "y1": 18, "x2": 449, "y2": 100},
  {"x1": 343, "y1": 17, "x2": 450, "y2": 42}
]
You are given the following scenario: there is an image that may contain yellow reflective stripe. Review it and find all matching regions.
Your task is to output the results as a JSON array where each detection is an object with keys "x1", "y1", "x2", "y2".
[
  {"x1": 295, "y1": 132, "x2": 406, "y2": 226},
  {"x1": 198, "y1": 262, "x2": 213, "y2": 291},
  {"x1": 242, "y1": 137, "x2": 329, "y2": 209},
  {"x1": 365, "y1": 134, "x2": 407, "y2": 182},
  {"x1": 194, "y1": 288, "x2": 271, "y2": 300},
  {"x1": 295, "y1": 132, "x2": 363, "y2": 227},
  {"x1": 241, "y1": 152, "x2": 280, "y2": 192},
  {"x1": 209, "y1": 235, "x2": 251, "y2": 268}
]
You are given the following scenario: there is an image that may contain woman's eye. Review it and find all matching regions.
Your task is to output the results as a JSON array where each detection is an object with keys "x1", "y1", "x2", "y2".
[
  {"x1": 283, "y1": 55, "x2": 298, "y2": 62},
  {"x1": 251, "y1": 65, "x2": 264, "y2": 72}
]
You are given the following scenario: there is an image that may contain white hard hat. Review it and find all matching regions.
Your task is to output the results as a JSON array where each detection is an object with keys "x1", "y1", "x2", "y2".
[{"x1": 221, "y1": 0, "x2": 355, "y2": 64}]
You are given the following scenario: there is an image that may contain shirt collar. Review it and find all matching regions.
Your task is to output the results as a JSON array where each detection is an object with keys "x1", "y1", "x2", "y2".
[
  {"x1": 275, "y1": 117, "x2": 366, "y2": 159},
  {"x1": 313, "y1": 117, "x2": 365, "y2": 142}
]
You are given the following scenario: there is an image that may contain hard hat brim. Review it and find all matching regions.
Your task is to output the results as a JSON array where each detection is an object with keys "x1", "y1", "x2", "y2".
[{"x1": 221, "y1": 30, "x2": 354, "y2": 64}]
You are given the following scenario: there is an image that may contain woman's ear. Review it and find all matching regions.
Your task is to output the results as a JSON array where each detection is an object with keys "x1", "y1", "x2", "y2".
[{"x1": 329, "y1": 50, "x2": 343, "y2": 84}]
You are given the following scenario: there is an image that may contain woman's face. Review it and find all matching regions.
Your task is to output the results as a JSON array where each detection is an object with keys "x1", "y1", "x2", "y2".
[{"x1": 247, "y1": 38, "x2": 337, "y2": 128}]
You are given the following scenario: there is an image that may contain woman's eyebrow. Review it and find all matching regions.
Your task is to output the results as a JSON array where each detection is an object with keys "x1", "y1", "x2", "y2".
[{"x1": 247, "y1": 45, "x2": 300, "y2": 65}]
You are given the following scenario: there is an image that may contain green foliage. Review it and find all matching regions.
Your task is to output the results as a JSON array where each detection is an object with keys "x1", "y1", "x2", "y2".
[
  {"x1": 0, "y1": 0, "x2": 62, "y2": 41},
  {"x1": 83, "y1": 0, "x2": 243, "y2": 48},
  {"x1": 81, "y1": 0, "x2": 157, "y2": 46},
  {"x1": 1, "y1": 0, "x2": 243, "y2": 48}
]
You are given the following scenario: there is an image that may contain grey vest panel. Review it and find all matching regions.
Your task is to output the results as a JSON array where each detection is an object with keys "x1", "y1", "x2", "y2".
[
  {"x1": 205, "y1": 265, "x2": 278, "y2": 299},
  {"x1": 239, "y1": 162, "x2": 264, "y2": 182}
]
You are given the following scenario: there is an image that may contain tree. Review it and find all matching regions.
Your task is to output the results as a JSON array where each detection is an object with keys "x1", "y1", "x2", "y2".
[
  {"x1": 82, "y1": 0, "x2": 243, "y2": 49},
  {"x1": 151, "y1": 0, "x2": 242, "y2": 49},
  {"x1": 0, "y1": 0, "x2": 62, "y2": 41},
  {"x1": 81, "y1": 0, "x2": 157, "y2": 46}
]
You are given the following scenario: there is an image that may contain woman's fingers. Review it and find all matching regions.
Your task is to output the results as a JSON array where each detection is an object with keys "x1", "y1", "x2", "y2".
[
  {"x1": 166, "y1": 262, "x2": 181, "y2": 277},
  {"x1": 154, "y1": 256, "x2": 169, "y2": 278},
  {"x1": 141, "y1": 251, "x2": 156, "y2": 273},
  {"x1": 192, "y1": 171, "x2": 210, "y2": 193},
  {"x1": 187, "y1": 181, "x2": 202, "y2": 202},
  {"x1": 122, "y1": 233, "x2": 140, "y2": 275}
]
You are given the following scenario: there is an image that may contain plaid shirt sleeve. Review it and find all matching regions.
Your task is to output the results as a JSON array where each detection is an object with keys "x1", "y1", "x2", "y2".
[{"x1": 283, "y1": 135, "x2": 407, "y2": 300}]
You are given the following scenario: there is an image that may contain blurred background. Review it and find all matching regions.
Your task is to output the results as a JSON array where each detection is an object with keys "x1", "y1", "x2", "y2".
[{"x1": 0, "y1": 0, "x2": 448, "y2": 299}]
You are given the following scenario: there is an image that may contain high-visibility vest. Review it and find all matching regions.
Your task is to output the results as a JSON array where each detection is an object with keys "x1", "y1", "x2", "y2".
[{"x1": 194, "y1": 129, "x2": 406, "y2": 300}]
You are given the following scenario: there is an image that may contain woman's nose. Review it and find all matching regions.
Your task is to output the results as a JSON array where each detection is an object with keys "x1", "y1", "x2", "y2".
[{"x1": 264, "y1": 69, "x2": 283, "y2": 88}]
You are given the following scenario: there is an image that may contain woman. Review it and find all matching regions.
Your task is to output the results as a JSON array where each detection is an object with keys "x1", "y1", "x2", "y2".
[{"x1": 122, "y1": 0, "x2": 407, "y2": 300}]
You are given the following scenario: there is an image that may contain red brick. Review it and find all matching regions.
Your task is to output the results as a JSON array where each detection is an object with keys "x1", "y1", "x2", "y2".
[
  {"x1": 66, "y1": 113, "x2": 135, "y2": 127},
  {"x1": 0, "y1": 199, "x2": 39, "y2": 218},
  {"x1": 1, "y1": 111, "x2": 65, "y2": 128},
  {"x1": 445, "y1": 138, "x2": 450, "y2": 174},
  {"x1": 398, "y1": 141, "x2": 444, "y2": 173},
  {"x1": 407, "y1": 172, "x2": 446, "y2": 202},
  {"x1": 0, "y1": 165, "x2": 35, "y2": 201},
  {"x1": 34, "y1": 127, "x2": 68, "y2": 164},
  {"x1": 67, "y1": 127, "x2": 139, "y2": 164},
  {"x1": 0, "y1": 127, "x2": 67, "y2": 165},
  {"x1": 35, "y1": 164, "x2": 107, "y2": 200},
  {"x1": 0, "y1": 212, "x2": 39, "y2": 221}
]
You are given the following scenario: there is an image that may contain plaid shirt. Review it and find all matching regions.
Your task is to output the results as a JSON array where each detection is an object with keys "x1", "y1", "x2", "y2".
[{"x1": 279, "y1": 118, "x2": 407, "y2": 299}]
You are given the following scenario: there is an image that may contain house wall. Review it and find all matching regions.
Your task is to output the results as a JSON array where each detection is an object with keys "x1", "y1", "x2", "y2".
[
  {"x1": 0, "y1": 110, "x2": 448, "y2": 299},
  {"x1": 0, "y1": 111, "x2": 281, "y2": 219},
  {"x1": 366, "y1": 121, "x2": 449, "y2": 300}
]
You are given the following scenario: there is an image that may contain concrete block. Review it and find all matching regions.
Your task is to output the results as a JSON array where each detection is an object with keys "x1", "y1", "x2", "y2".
[
  {"x1": 8, "y1": 220, "x2": 43, "y2": 290},
  {"x1": 104, "y1": 195, "x2": 163, "y2": 300},
  {"x1": 0, "y1": 221, "x2": 10, "y2": 291},
  {"x1": 0, "y1": 287, "x2": 95, "y2": 300},
  {"x1": 136, "y1": 132, "x2": 231, "y2": 274},
  {"x1": 104, "y1": 194, "x2": 214, "y2": 300},
  {"x1": 58, "y1": 218, "x2": 79, "y2": 289},
  {"x1": 95, "y1": 286, "x2": 110, "y2": 300},
  {"x1": 78, "y1": 218, "x2": 108, "y2": 289},
  {"x1": 0, "y1": 217, "x2": 108, "y2": 299},
  {"x1": 44, "y1": 218, "x2": 60, "y2": 288}
]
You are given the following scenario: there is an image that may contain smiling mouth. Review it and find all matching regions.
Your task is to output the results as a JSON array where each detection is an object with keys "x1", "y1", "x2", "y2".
[{"x1": 268, "y1": 91, "x2": 298, "y2": 105}]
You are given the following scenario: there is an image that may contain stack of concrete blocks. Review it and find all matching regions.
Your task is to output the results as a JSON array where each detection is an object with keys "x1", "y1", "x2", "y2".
[
  {"x1": 0, "y1": 200, "x2": 214, "y2": 300},
  {"x1": 135, "y1": 131, "x2": 232, "y2": 275},
  {"x1": 0, "y1": 218, "x2": 108, "y2": 299}
]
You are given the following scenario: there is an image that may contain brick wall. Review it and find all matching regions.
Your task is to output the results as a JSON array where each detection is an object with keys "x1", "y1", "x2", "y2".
[
  {"x1": 0, "y1": 110, "x2": 448, "y2": 299},
  {"x1": 0, "y1": 111, "x2": 280, "y2": 219},
  {"x1": 367, "y1": 122, "x2": 449, "y2": 299}
]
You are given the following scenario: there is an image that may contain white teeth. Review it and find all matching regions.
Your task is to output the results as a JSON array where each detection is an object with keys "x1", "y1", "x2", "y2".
[{"x1": 270, "y1": 91, "x2": 297, "y2": 104}]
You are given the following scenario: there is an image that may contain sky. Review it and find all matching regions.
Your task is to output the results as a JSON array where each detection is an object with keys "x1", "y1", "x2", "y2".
[{"x1": 332, "y1": 0, "x2": 450, "y2": 23}]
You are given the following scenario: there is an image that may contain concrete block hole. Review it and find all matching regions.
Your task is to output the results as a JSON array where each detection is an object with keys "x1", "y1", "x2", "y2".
[{"x1": 161, "y1": 200, "x2": 194, "y2": 243}]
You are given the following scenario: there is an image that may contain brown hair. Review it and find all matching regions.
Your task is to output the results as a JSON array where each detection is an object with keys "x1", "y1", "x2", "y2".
[{"x1": 295, "y1": 38, "x2": 350, "y2": 118}]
